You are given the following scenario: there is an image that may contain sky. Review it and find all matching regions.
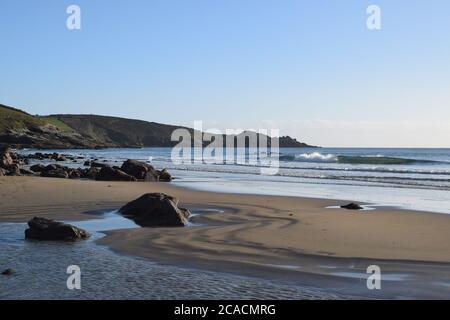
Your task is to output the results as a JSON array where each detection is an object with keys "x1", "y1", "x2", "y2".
[{"x1": 0, "y1": 0, "x2": 449, "y2": 147}]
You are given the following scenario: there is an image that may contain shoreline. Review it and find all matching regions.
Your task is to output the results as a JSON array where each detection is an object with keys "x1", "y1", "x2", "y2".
[{"x1": 1, "y1": 176, "x2": 450, "y2": 298}]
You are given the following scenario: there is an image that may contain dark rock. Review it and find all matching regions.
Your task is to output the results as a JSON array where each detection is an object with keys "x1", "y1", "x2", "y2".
[
  {"x1": 19, "y1": 168, "x2": 34, "y2": 175},
  {"x1": 157, "y1": 168, "x2": 172, "y2": 182},
  {"x1": 69, "y1": 170, "x2": 81, "y2": 179},
  {"x1": 45, "y1": 164, "x2": 66, "y2": 172},
  {"x1": 25, "y1": 217, "x2": 90, "y2": 241},
  {"x1": 41, "y1": 170, "x2": 69, "y2": 179},
  {"x1": 5, "y1": 164, "x2": 20, "y2": 176},
  {"x1": 341, "y1": 203, "x2": 363, "y2": 210},
  {"x1": 30, "y1": 164, "x2": 46, "y2": 172},
  {"x1": 119, "y1": 193, "x2": 190, "y2": 227},
  {"x1": 83, "y1": 161, "x2": 92, "y2": 166},
  {"x1": 80, "y1": 167, "x2": 100, "y2": 179},
  {"x1": 91, "y1": 162, "x2": 108, "y2": 168},
  {"x1": 96, "y1": 166, "x2": 137, "y2": 181},
  {"x1": 51, "y1": 153, "x2": 66, "y2": 162},
  {"x1": 1, "y1": 268, "x2": 16, "y2": 276},
  {"x1": 0, "y1": 146, "x2": 14, "y2": 168},
  {"x1": 120, "y1": 159, "x2": 157, "y2": 180}
]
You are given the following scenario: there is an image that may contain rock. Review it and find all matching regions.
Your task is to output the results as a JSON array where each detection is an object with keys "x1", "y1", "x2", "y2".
[
  {"x1": 120, "y1": 159, "x2": 158, "y2": 180},
  {"x1": 91, "y1": 162, "x2": 108, "y2": 168},
  {"x1": 51, "y1": 153, "x2": 66, "y2": 161},
  {"x1": 0, "y1": 147, "x2": 14, "y2": 168},
  {"x1": 0, "y1": 168, "x2": 5, "y2": 176},
  {"x1": 120, "y1": 159, "x2": 172, "y2": 181},
  {"x1": 1, "y1": 268, "x2": 16, "y2": 276},
  {"x1": 19, "y1": 168, "x2": 34, "y2": 175},
  {"x1": 157, "y1": 168, "x2": 172, "y2": 182},
  {"x1": 5, "y1": 164, "x2": 20, "y2": 176},
  {"x1": 83, "y1": 160, "x2": 92, "y2": 166},
  {"x1": 30, "y1": 164, "x2": 46, "y2": 172},
  {"x1": 41, "y1": 170, "x2": 69, "y2": 179},
  {"x1": 81, "y1": 167, "x2": 100, "y2": 179},
  {"x1": 69, "y1": 170, "x2": 81, "y2": 179},
  {"x1": 341, "y1": 203, "x2": 363, "y2": 210},
  {"x1": 119, "y1": 193, "x2": 190, "y2": 227},
  {"x1": 96, "y1": 166, "x2": 137, "y2": 181},
  {"x1": 25, "y1": 217, "x2": 90, "y2": 241}
]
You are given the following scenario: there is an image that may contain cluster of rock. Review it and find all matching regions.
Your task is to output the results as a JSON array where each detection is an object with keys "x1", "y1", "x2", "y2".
[
  {"x1": 24, "y1": 152, "x2": 84, "y2": 162},
  {"x1": 0, "y1": 147, "x2": 172, "y2": 182}
]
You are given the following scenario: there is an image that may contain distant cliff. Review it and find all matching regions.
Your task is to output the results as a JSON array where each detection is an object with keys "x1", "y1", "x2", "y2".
[{"x1": 0, "y1": 104, "x2": 316, "y2": 149}]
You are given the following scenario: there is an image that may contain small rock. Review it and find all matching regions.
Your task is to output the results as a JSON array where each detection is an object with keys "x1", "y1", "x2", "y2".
[
  {"x1": 341, "y1": 203, "x2": 363, "y2": 210},
  {"x1": 1, "y1": 268, "x2": 16, "y2": 276}
]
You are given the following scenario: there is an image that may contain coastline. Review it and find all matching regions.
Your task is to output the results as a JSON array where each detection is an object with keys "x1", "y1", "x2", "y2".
[{"x1": 1, "y1": 176, "x2": 450, "y2": 298}]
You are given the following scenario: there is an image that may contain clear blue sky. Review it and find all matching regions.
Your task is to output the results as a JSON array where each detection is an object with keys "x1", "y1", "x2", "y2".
[{"x1": 0, "y1": 0, "x2": 449, "y2": 147}]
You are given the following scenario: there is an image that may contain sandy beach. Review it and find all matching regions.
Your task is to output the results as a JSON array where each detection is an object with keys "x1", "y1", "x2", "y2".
[
  {"x1": 1, "y1": 176, "x2": 450, "y2": 261},
  {"x1": 1, "y1": 176, "x2": 450, "y2": 298}
]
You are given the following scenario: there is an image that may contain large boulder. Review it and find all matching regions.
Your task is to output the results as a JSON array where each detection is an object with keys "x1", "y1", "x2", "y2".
[
  {"x1": 41, "y1": 167, "x2": 69, "y2": 179},
  {"x1": 120, "y1": 159, "x2": 159, "y2": 181},
  {"x1": 25, "y1": 217, "x2": 90, "y2": 241},
  {"x1": 119, "y1": 193, "x2": 190, "y2": 227},
  {"x1": 96, "y1": 165, "x2": 137, "y2": 181},
  {"x1": 0, "y1": 147, "x2": 14, "y2": 168}
]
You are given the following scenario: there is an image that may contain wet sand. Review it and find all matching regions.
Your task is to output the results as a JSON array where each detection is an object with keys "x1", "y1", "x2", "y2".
[{"x1": 1, "y1": 176, "x2": 450, "y2": 298}]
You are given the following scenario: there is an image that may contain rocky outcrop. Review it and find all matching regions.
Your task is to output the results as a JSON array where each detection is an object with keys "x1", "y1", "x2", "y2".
[
  {"x1": 0, "y1": 147, "x2": 174, "y2": 182},
  {"x1": 341, "y1": 203, "x2": 363, "y2": 210},
  {"x1": 96, "y1": 166, "x2": 137, "y2": 181},
  {"x1": 25, "y1": 217, "x2": 90, "y2": 241},
  {"x1": 120, "y1": 159, "x2": 159, "y2": 181},
  {"x1": 120, "y1": 159, "x2": 172, "y2": 181},
  {"x1": 119, "y1": 193, "x2": 190, "y2": 227},
  {"x1": 0, "y1": 146, "x2": 13, "y2": 168}
]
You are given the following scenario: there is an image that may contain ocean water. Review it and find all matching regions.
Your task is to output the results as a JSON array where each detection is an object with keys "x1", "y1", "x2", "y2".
[{"x1": 19, "y1": 147, "x2": 450, "y2": 214}]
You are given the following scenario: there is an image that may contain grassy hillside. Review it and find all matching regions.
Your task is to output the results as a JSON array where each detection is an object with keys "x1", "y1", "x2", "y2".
[
  {"x1": 52, "y1": 114, "x2": 192, "y2": 147},
  {"x1": 0, "y1": 104, "x2": 46, "y2": 132},
  {"x1": 1, "y1": 103, "x2": 315, "y2": 149}
]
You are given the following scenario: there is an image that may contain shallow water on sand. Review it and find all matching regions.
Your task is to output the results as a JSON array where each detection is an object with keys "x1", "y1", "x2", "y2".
[{"x1": 0, "y1": 213, "x2": 347, "y2": 300}]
